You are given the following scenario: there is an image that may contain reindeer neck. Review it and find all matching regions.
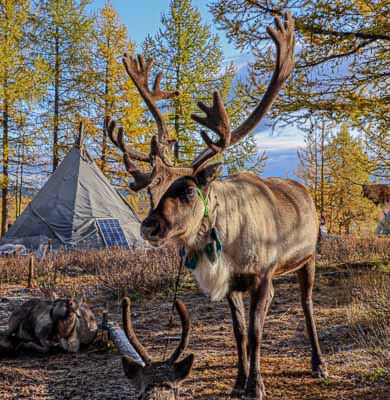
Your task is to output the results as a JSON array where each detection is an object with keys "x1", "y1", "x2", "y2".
[
  {"x1": 55, "y1": 313, "x2": 78, "y2": 339},
  {"x1": 183, "y1": 182, "x2": 220, "y2": 253}
]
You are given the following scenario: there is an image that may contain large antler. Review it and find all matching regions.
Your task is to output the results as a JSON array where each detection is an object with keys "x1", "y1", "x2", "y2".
[
  {"x1": 121, "y1": 298, "x2": 191, "y2": 365},
  {"x1": 167, "y1": 300, "x2": 191, "y2": 364},
  {"x1": 122, "y1": 297, "x2": 152, "y2": 365},
  {"x1": 191, "y1": 91, "x2": 231, "y2": 171},
  {"x1": 109, "y1": 12, "x2": 295, "y2": 207},
  {"x1": 107, "y1": 55, "x2": 179, "y2": 193},
  {"x1": 190, "y1": 10, "x2": 295, "y2": 169}
]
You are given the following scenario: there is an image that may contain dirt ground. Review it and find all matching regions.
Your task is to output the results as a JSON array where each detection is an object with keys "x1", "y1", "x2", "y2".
[{"x1": 0, "y1": 268, "x2": 389, "y2": 400}]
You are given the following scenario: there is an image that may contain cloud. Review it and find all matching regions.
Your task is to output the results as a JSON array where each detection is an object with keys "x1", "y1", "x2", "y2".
[
  {"x1": 252, "y1": 125, "x2": 305, "y2": 177},
  {"x1": 255, "y1": 128, "x2": 305, "y2": 152}
]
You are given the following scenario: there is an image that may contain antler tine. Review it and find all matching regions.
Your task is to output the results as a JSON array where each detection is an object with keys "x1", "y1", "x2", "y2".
[
  {"x1": 106, "y1": 116, "x2": 153, "y2": 192},
  {"x1": 232, "y1": 10, "x2": 295, "y2": 142},
  {"x1": 123, "y1": 155, "x2": 152, "y2": 192},
  {"x1": 190, "y1": 91, "x2": 231, "y2": 170},
  {"x1": 122, "y1": 53, "x2": 179, "y2": 147},
  {"x1": 167, "y1": 300, "x2": 191, "y2": 364},
  {"x1": 106, "y1": 116, "x2": 150, "y2": 162},
  {"x1": 190, "y1": 11, "x2": 295, "y2": 168},
  {"x1": 122, "y1": 297, "x2": 152, "y2": 365},
  {"x1": 106, "y1": 116, "x2": 120, "y2": 148}
]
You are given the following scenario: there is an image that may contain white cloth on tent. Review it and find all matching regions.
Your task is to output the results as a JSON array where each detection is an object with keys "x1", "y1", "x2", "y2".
[{"x1": 0, "y1": 244, "x2": 27, "y2": 256}]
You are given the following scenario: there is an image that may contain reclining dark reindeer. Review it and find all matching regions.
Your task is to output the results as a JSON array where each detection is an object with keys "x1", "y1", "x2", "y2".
[
  {"x1": 107, "y1": 11, "x2": 327, "y2": 399},
  {"x1": 109, "y1": 298, "x2": 194, "y2": 400},
  {"x1": 0, "y1": 297, "x2": 97, "y2": 354}
]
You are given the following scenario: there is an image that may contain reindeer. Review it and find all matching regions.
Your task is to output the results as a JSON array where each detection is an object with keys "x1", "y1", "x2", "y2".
[
  {"x1": 109, "y1": 298, "x2": 194, "y2": 400},
  {"x1": 361, "y1": 184, "x2": 390, "y2": 206},
  {"x1": 107, "y1": 12, "x2": 328, "y2": 399},
  {"x1": 0, "y1": 296, "x2": 97, "y2": 354}
]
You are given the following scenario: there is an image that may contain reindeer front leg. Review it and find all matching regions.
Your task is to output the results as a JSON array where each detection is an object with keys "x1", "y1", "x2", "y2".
[
  {"x1": 59, "y1": 330, "x2": 80, "y2": 353},
  {"x1": 243, "y1": 275, "x2": 273, "y2": 400},
  {"x1": 228, "y1": 291, "x2": 249, "y2": 398},
  {"x1": 18, "y1": 339, "x2": 51, "y2": 353}
]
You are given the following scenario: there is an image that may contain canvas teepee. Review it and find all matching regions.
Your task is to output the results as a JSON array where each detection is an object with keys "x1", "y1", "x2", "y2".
[{"x1": 0, "y1": 127, "x2": 143, "y2": 250}]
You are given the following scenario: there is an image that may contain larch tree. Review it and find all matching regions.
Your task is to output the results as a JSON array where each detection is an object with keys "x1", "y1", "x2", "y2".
[
  {"x1": 297, "y1": 116, "x2": 333, "y2": 216},
  {"x1": 209, "y1": 0, "x2": 389, "y2": 179},
  {"x1": 142, "y1": 0, "x2": 265, "y2": 172},
  {"x1": 326, "y1": 126, "x2": 376, "y2": 234},
  {"x1": 36, "y1": 0, "x2": 94, "y2": 172},
  {"x1": 0, "y1": 0, "x2": 47, "y2": 235},
  {"x1": 87, "y1": 1, "x2": 147, "y2": 177}
]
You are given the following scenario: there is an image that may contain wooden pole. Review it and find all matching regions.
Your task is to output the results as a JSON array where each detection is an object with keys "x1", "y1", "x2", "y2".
[{"x1": 28, "y1": 256, "x2": 35, "y2": 288}]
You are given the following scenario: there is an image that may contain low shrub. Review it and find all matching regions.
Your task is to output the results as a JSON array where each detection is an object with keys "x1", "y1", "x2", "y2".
[
  {"x1": 318, "y1": 236, "x2": 389, "y2": 265},
  {"x1": 348, "y1": 271, "x2": 390, "y2": 371},
  {"x1": 0, "y1": 245, "x2": 182, "y2": 298}
]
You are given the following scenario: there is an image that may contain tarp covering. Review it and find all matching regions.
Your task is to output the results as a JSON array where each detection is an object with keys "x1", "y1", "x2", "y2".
[{"x1": 1, "y1": 146, "x2": 143, "y2": 249}]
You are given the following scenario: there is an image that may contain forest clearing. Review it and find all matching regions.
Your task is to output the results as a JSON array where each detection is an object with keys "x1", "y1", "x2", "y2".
[
  {"x1": 0, "y1": 252, "x2": 389, "y2": 399},
  {"x1": 0, "y1": 240, "x2": 389, "y2": 399}
]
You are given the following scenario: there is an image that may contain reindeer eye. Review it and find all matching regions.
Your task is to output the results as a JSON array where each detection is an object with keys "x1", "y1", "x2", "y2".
[
  {"x1": 185, "y1": 186, "x2": 195, "y2": 200},
  {"x1": 154, "y1": 177, "x2": 162, "y2": 185}
]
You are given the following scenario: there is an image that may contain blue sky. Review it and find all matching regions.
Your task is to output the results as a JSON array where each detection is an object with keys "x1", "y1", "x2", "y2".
[{"x1": 89, "y1": 0, "x2": 304, "y2": 178}]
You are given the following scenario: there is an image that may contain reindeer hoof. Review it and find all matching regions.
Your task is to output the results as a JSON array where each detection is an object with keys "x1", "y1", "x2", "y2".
[
  {"x1": 242, "y1": 382, "x2": 265, "y2": 399},
  {"x1": 231, "y1": 376, "x2": 246, "y2": 398},
  {"x1": 312, "y1": 363, "x2": 329, "y2": 379},
  {"x1": 231, "y1": 388, "x2": 243, "y2": 398}
]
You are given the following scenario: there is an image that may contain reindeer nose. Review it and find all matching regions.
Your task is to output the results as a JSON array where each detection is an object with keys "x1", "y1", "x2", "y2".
[{"x1": 141, "y1": 217, "x2": 161, "y2": 240}]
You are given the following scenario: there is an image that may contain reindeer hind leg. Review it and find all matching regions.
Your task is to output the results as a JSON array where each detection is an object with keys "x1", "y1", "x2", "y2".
[
  {"x1": 297, "y1": 257, "x2": 328, "y2": 378},
  {"x1": 227, "y1": 291, "x2": 248, "y2": 398},
  {"x1": 243, "y1": 275, "x2": 273, "y2": 400}
]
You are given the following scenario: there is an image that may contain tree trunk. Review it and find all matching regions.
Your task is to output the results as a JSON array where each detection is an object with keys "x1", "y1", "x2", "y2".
[
  {"x1": 101, "y1": 56, "x2": 109, "y2": 173},
  {"x1": 1, "y1": 6, "x2": 10, "y2": 237},
  {"x1": 173, "y1": 62, "x2": 182, "y2": 162},
  {"x1": 313, "y1": 129, "x2": 318, "y2": 208},
  {"x1": 320, "y1": 121, "x2": 325, "y2": 216},
  {"x1": 53, "y1": 21, "x2": 60, "y2": 171},
  {"x1": 18, "y1": 128, "x2": 25, "y2": 217},
  {"x1": 1, "y1": 99, "x2": 9, "y2": 236},
  {"x1": 174, "y1": 112, "x2": 180, "y2": 161}
]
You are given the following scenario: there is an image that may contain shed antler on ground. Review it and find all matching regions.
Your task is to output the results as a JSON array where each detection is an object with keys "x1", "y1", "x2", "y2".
[{"x1": 108, "y1": 298, "x2": 194, "y2": 400}]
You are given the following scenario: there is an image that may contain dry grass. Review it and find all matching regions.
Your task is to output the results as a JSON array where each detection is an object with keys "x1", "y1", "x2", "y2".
[
  {"x1": 0, "y1": 236, "x2": 388, "y2": 299},
  {"x1": 0, "y1": 246, "x2": 181, "y2": 299},
  {"x1": 348, "y1": 271, "x2": 390, "y2": 373},
  {"x1": 77, "y1": 246, "x2": 181, "y2": 298}
]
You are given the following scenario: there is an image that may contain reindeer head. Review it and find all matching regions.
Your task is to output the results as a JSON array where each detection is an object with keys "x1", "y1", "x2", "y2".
[
  {"x1": 118, "y1": 298, "x2": 194, "y2": 399},
  {"x1": 108, "y1": 12, "x2": 296, "y2": 247},
  {"x1": 52, "y1": 297, "x2": 83, "y2": 339},
  {"x1": 51, "y1": 297, "x2": 82, "y2": 321}
]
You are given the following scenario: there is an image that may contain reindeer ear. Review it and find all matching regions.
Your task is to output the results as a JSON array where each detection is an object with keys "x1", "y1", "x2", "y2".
[
  {"x1": 173, "y1": 354, "x2": 194, "y2": 382},
  {"x1": 122, "y1": 356, "x2": 143, "y2": 383},
  {"x1": 50, "y1": 292, "x2": 59, "y2": 301},
  {"x1": 194, "y1": 163, "x2": 222, "y2": 188},
  {"x1": 76, "y1": 294, "x2": 85, "y2": 307}
]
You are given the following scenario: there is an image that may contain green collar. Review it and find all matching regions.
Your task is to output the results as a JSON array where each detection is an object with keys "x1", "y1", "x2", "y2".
[{"x1": 196, "y1": 188, "x2": 209, "y2": 218}]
